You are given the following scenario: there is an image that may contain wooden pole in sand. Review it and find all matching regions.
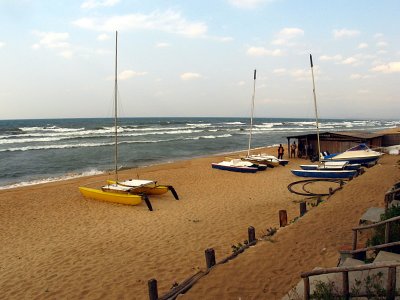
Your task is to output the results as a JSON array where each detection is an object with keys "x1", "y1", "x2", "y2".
[
  {"x1": 205, "y1": 248, "x2": 216, "y2": 269},
  {"x1": 248, "y1": 226, "x2": 256, "y2": 243},
  {"x1": 279, "y1": 210, "x2": 288, "y2": 227},
  {"x1": 300, "y1": 202, "x2": 307, "y2": 217},
  {"x1": 148, "y1": 278, "x2": 158, "y2": 300}
]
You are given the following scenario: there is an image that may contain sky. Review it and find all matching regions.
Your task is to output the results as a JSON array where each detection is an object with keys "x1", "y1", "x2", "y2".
[{"x1": 0, "y1": 0, "x2": 399, "y2": 120}]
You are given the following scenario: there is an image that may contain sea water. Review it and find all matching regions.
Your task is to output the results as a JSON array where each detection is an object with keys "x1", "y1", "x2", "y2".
[{"x1": 0, "y1": 117, "x2": 398, "y2": 189}]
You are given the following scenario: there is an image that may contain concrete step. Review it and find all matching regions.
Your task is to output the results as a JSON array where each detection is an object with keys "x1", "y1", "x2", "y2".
[
  {"x1": 359, "y1": 207, "x2": 385, "y2": 224},
  {"x1": 374, "y1": 250, "x2": 400, "y2": 263}
]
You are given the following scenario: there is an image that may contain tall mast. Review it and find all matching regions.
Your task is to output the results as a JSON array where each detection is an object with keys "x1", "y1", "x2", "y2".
[
  {"x1": 114, "y1": 31, "x2": 118, "y2": 181},
  {"x1": 309, "y1": 54, "x2": 321, "y2": 162},
  {"x1": 247, "y1": 69, "x2": 256, "y2": 157}
]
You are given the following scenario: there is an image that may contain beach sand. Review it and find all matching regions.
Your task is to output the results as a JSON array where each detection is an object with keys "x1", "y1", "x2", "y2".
[{"x1": 1, "y1": 148, "x2": 399, "y2": 299}]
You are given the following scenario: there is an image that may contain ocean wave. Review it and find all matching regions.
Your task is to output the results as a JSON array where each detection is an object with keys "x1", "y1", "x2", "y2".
[
  {"x1": 185, "y1": 134, "x2": 232, "y2": 140},
  {"x1": 1, "y1": 142, "x2": 114, "y2": 152},
  {"x1": 19, "y1": 126, "x2": 85, "y2": 133},
  {"x1": 222, "y1": 122, "x2": 245, "y2": 125},
  {"x1": 0, "y1": 169, "x2": 104, "y2": 190}
]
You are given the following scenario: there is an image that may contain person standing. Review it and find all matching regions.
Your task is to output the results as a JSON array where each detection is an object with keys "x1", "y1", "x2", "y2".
[
  {"x1": 290, "y1": 141, "x2": 297, "y2": 158},
  {"x1": 277, "y1": 144, "x2": 284, "y2": 159}
]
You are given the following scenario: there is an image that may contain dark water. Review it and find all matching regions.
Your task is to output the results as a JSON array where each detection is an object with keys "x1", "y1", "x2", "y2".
[{"x1": 0, "y1": 117, "x2": 398, "y2": 188}]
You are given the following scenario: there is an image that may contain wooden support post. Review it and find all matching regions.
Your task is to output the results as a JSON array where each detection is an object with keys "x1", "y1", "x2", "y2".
[
  {"x1": 342, "y1": 271, "x2": 349, "y2": 300},
  {"x1": 248, "y1": 226, "x2": 256, "y2": 244},
  {"x1": 385, "y1": 222, "x2": 391, "y2": 244},
  {"x1": 329, "y1": 187, "x2": 333, "y2": 195},
  {"x1": 352, "y1": 230, "x2": 358, "y2": 251},
  {"x1": 148, "y1": 278, "x2": 158, "y2": 300},
  {"x1": 303, "y1": 277, "x2": 310, "y2": 300},
  {"x1": 300, "y1": 202, "x2": 307, "y2": 217},
  {"x1": 279, "y1": 210, "x2": 288, "y2": 227},
  {"x1": 387, "y1": 266, "x2": 396, "y2": 300},
  {"x1": 205, "y1": 248, "x2": 216, "y2": 269}
]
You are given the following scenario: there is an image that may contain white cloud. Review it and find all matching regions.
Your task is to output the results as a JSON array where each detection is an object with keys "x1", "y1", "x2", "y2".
[
  {"x1": 32, "y1": 31, "x2": 70, "y2": 49},
  {"x1": 374, "y1": 33, "x2": 384, "y2": 39},
  {"x1": 358, "y1": 43, "x2": 368, "y2": 49},
  {"x1": 272, "y1": 27, "x2": 304, "y2": 46},
  {"x1": 376, "y1": 41, "x2": 388, "y2": 48},
  {"x1": 273, "y1": 68, "x2": 286, "y2": 74},
  {"x1": 371, "y1": 62, "x2": 400, "y2": 74},
  {"x1": 319, "y1": 54, "x2": 342, "y2": 62},
  {"x1": 119, "y1": 70, "x2": 147, "y2": 80},
  {"x1": 341, "y1": 56, "x2": 359, "y2": 65},
  {"x1": 0, "y1": 42, "x2": 5, "y2": 48},
  {"x1": 180, "y1": 72, "x2": 202, "y2": 80},
  {"x1": 97, "y1": 33, "x2": 110, "y2": 41},
  {"x1": 238, "y1": 81, "x2": 246, "y2": 86},
  {"x1": 73, "y1": 10, "x2": 208, "y2": 38},
  {"x1": 350, "y1": 73, "x2": 371, "y2": 80},
  {"x1": 246, "y1": 46, "x2": 282, "y2": 57},
  {"x1": 227, "y1": 0, "x2": 273, "y2": 9},
  {"x1": 59, "y1": 50, "x2": 74, "y2": 59},
  {"x1": 81, "y1": 0, "x2": 120, "y2": 9},
  {"x1": 357, "y1": 89, "x2": 370, "y2": 94},
  {"x1": 32, "y1": 31, "x2": 73, "y2": 58},
  {"x1": 156, "y1": 42, "x2": 170, "y2": 48},
  {"x1": 333, "y1": 28, "x2": 360, "y2": 39}
]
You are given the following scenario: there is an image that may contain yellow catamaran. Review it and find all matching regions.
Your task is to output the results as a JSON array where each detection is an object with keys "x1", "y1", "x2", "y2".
[{"x1": 79, "y1": 31, "x2": 178, "y2": 209}]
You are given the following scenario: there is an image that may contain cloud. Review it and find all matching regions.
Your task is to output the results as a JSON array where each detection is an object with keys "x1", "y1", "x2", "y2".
[
  {"x1": 180, "y1": 72, "x2": 202, "y2": 80},
  {"x1": 358, "y1": 43, "x2": 368, "y2": 49},
  {"x1": 227, "y1": 0, "x2": 274, "y2": 9},
  {"x1": 273, "y1": 68, "x2": 286, "y2": 74},
  {"x1": 246, "y1": 46, "x2": 282, "y2": 57},
  {"x1": 73, "y1": 10, "x2": 208, "y2": 38},
  {"x1": 272, "y1": 27, "x2": 304, "y2": 46},
  {"x1": 350, "y1": 73, "x2": 371, "y2": 80},
  {"x1": 333, "y1": 28, "x2": 360, "y2": 39},
  {"x1": 31, "y1": 31, "x2": 74, "y2": 58},
  {"x1": 371, "y1": 62, "x2": 400, "y2": 74},
  {"x1": 376, "y1": 41, "x2": 388, "y2": 48},
  {"x1": 32, "y1": 31, "x2": 70, "y2": 49},
  {"x1": 156, "y1": 42, "x2": 170, "y2": 48},
  {"x1": 238, "y1": 81, "x2": 246, "y2": 86},
  {"x1": 97, "y1": 33, "x2": 110, "y2": 41},
  {"x1": 81, "y1": 0, "x2": 120, "y2": 9},
  {"x1": 0, "y1": 42, "x2": 4, "y2": 48},
  {"x1": 119, "y1": 70, "x2": 147, "y2": 80},
  {"x1": 319, "y1": 54, "x2": 343, "y2": 62},
  {"x1": 340, "y1": 56, "x2": 360, "y2": 65}
]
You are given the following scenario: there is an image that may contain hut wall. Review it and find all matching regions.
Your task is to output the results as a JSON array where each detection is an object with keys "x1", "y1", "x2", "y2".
[{"x1": 382, "y1": 134, "x2": 400, "y2": 147}]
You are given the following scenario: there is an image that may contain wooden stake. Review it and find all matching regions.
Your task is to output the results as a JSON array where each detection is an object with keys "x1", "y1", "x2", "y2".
[
  {"x1": 248, "y1": 226, "x2": 256, "y2": 243},
  {"x1": 300, "y1": 202, "x2": 307, "y2": 217},
  {"x1": 279, "y1": 210, "x2": 288, "y2": 227},
  {"x1": 205, "y1": 248, "x2": 216, "y2": 269},
  {"x1": 148, "y1": 278, "x2": 158, "y2": 300}
]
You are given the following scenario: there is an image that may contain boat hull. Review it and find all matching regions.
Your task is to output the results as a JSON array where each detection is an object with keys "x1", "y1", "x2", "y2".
[
  {"x1": 211, "y1": 163, "x2": 258, "y2": 173},
  {"x1": 300, "y1": 163, "x2": 361, "y2": 171},
  {"x1": 291, "y1": 169, "x2": 357, "y2": 179},
  {"x1": 79, "y1": 187, "x2": 143, "y2": 206}
]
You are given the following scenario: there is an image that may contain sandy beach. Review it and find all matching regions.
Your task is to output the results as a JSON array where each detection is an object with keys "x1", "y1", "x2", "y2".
[{"x1": 1, "y1": 147, "x2": 399, "y2": 299}]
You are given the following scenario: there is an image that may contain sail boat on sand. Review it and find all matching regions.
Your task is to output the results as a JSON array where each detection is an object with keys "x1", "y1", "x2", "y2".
[
  {"x1": 79, "y1": 31, "x2": 178, "y2": 208},
  {"x1": 241, "y1": 70, "x2": 288, "y2": 168},
  {"x1": 290, "y1": 55, "x2": 358, "y2": 179}
]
